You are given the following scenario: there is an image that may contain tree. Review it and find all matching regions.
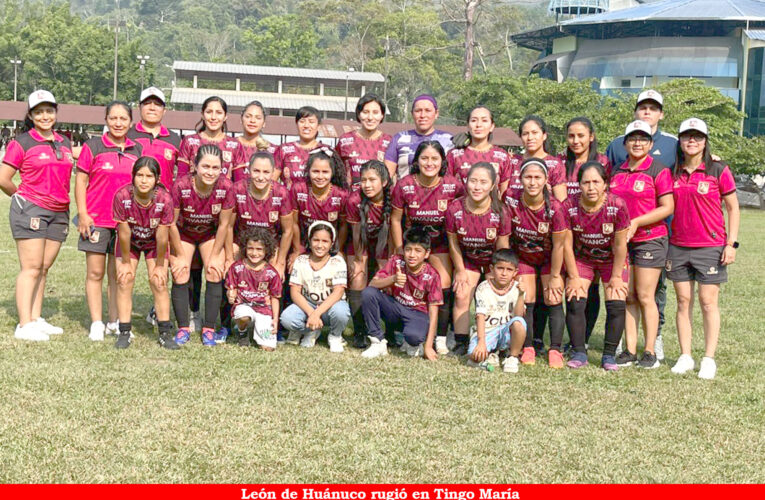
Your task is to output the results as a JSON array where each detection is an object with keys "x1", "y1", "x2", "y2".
[{"x1": 240, "y1": 14, "x2": 324, "y2": 67}]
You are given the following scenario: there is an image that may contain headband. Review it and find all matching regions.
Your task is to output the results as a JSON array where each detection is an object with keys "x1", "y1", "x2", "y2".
[
  {"x1": 412, "y1": 94, "x2": 438, "y2": 111},
  {"x1": 520, "y1": 159, "x2": 548, "y2": 177},
  {"x1": 308, "y1": 220, "x2": 336, "y2": 242}
]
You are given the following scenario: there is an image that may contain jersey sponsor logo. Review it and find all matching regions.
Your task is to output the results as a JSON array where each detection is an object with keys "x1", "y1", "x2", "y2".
[
  {"x1": 164, "y1": 149, "x2": 173, "y2": 160},
  {"x1": 282, "y1": 145, "x2": 295, "y2": 153},
  {"x1": 150, "y1": 218, "x2": 159, "y2": 228},
  {"x1": 212, "y1": 204, "x2": 221, "y2": 214},
  {"x1": 302, "y1": 210, "x2": 312, "y2": 217},
  {"x1": 181, "y1": 189, "x2": 192, "y2": 197},
  {"x1": 184, "y1": 205, "x2": 195, "y2": 212},
  {"x1": 29, "y1": 217, "x2": 40, "y2": 231},
  {"x1": 443, "y1": 183, "x2": 457, "y2": 193},
  {"x1": 297, "y1": 193, "x2": 308, "y2": 202},
  {"x1": 512, "y1": 216, "x2": 521, "y2": 224},
  {"x1": 188, "y1": 137, "x2": 200, "y2": 146},
  {"x1": 340, "y1": 137, "x2": 354, "y2": 146},
  {"x1": 328, "y1": 211, "x2": 338, "y2": 221},
  {"x1": 241, "y1": 212, "x2": 251, "y2": 219},
  {"x1": 402, "y1": 185, "x2": 415, "y2": 194},
  {"x1": 708, "y1": 266, "x2": 718, "y2": 275},
  {"x1": 697, "y1": 181, "x2": 710, "y2": 195},
  {"x1": 258, "y1": 282, "x2": 269, "y2": 291},
  {"x1": 486, "y1": 227, "x2": 497, "y2": 240},
  {"x1": 122, "y1": 199, "x2": 132, "y2": 208},
  {"x1": 412, "y1": 288, "x2": 424, "y2": 299},
  {"x1": 573, "y1": 224, "x2": 583, "y2": 232},
  {"x1": 410, "y1": 201, "x2": 420, "y2": 209},
  {"x1": 269, "y1": 211, "x2": 279, "y2": 222},
  {"x1": 538, "y1": 222, "x2": 549, "y2": 234},
  {"x1": 236, "y1": 194, "x2": 247, "y2": 203},
  {"x1": 349, "y1": 151, "x2": 359, "y2": 158},
  {"x1": 39, "y1": 152, "x2": 50, "y2": 160},
  {"x1": 398, "y1": 135, "x2": 412, "y2": 144},
  {"x1": 602, "y1": 223, "x2": 614, "y2": 234},
  {"x1": 155, "y1": 202, "x2": 165, "y2": 211},
  {"x1": 215, "y1": 189, "x2": 227, "y2": 198},
  {"x1": 643, "y1": 251, "x2": 653, "y2": 260},
  {"x1": 437, "y1": 199, "x2": 448, "y2": 212},
  {"x1": 458, "y1": 226, "x2": 467, "y2": 235},
  {"x1": 633, "y1": 180, "x2": 645, "y2": 192},
  {"x1": 102, "y1": 162, "x2": 114, "y2": 170}
]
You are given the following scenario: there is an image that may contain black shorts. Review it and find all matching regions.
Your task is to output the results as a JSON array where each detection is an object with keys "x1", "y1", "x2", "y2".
[
  {"x1": 77, "y1": 226, "x2": 117, "y2": 255},
  {"x1": 9, "y1": 194, "x2": 69, "y2": 242},
  {"x1": 666, "y1": 244, "x2": 727, "y2": 284},
  {"x1": 628, "y1": 237, "x2": 668, "y2": 269}
]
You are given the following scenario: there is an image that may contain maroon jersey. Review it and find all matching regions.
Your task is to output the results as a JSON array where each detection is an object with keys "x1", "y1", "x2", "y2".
[
  {"x1": 127, "y1": 122, "x2": 181, "y2": 188},
  {"x1": 225, "y1": 260, "x2": 282, "y2": 315},
  {"x1": 374, "y1": 255, "x2": 443, "y2": 314},
  {"x1": 112, "y1": 184, "x2": 174, "y2": 250},
  {"x1": 335, "y1": 131, "x2": 392, "y2": 190},
  {"x1": 445, "y1": 198, "x2": 512, "y2": 269},
  {"x1": 507, "y1": 154, "x2": 565, "y2": 194},
  {"x1": 504, "y1": 190, "x2": 568, "y2": 266},
  {"x1": 172, "y1": 175, "x2": 235, "y2": 242},
  {"x1": 290, "y1": 182, "x2": 349, "y2": 243},
  {"x1": 556, "y1": 152, "x2": 612, "y2": 199},
  {"x1": 233, "y1": 138, "x2": 278, "y2": 183},
  {"x1": 232, "y1": 180, "x2": 293, "y2": 238},
  {"x1": 345, "y1": 190, "x2": 387, "y2": 258},
  {"x1": 446, "y1": 146, "x2": 512, "y2": 187},
  {"x1": 563, "y1": 192, "x2": 630, "y2": 263},
  {"x1": 177, "y1": 133, "x2": 244, "y2": 178},
  {"x1": 274, "y1": 141, "x2": 330, "y2": 188},
  {"x1": 391, "y1": 174, "x2": 464, "y2": 253}
]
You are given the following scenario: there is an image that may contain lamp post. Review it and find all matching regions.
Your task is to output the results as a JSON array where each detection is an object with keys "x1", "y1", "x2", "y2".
[
  {"x1": 344, "y1": 67, "x2": 355, "y2": 121},
  {"x1": 137, "y1": 55, "x2": 150, "y2": 90},
  {"x1": 9, "y1": 58, "x2": 21, "y2": 130}
]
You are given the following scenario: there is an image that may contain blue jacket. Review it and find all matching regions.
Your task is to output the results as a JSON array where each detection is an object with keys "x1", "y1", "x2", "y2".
[{"x1": 606, "y1": 127, "x2": 678, "y2": 169}]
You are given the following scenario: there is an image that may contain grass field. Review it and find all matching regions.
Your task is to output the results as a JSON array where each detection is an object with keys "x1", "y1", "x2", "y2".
[{"x1": 1, "y1": 193, "x2": 764, "y2": 484}]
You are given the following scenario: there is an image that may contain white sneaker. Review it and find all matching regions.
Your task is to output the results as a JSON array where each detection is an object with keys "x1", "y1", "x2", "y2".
[
  {"x1": 487, "y1": 352, "x2": 500, "y2": 369},
  {"x1": 36, "y1": 317, "x2": 63, "y2": 335},
  {"x1": 361, "y1": 337, "x2": 388, "y2": 358},
  {"x1": 88, "y1": 321, "x2": 105, "y2": 341},
  {"x1": 671, "y1": 354, "x2": 695, "y2": 374},
  {"x1": 14, "y1": 322, "x2": 50, "y2": 342},
  {"x1": 328, "y1": 335, "x2": 344, "y2": 353},
  {"x1": 654, "y1": 334, "x2": 665, "y2": 361},
  {"x1": 435, "y1": 336, "x2": 449, "y2": 355},
  {"x1": 105, "y1": 321, "x2": 119, "y2": 336},
  {"x1": 698, "y1": 357, "x2": 717, "y2": 380},
  {"x1": 503, "y1": 355, "x2": 520, "y2": 373},
  {"x1": 286, "y1": 331, "x2": 302, "y2": 345},
  {"x1": 300, "y1": 330, "x2": 321, "y2": 348},
  {"x1": 189, "y1": 311, "x2": 201, "y2": 333},
  {"x1": 402, "y1": 340, "x2": 423, "y2": 357}
]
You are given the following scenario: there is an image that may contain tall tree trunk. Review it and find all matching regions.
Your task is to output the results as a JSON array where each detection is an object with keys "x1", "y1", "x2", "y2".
[{"x1": 463, "y1": 0, "x2": 479, "y2": 80}]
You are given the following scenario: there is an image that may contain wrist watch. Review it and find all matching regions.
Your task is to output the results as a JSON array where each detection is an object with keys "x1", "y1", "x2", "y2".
[{"x1": 728, "y1": 241, "x2": 739, "y2": 249}]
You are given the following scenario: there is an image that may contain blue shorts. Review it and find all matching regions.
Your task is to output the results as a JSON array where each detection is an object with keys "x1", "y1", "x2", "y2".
[{"x1": 468, "y1": 317, "x2": 526, "y2": 354}]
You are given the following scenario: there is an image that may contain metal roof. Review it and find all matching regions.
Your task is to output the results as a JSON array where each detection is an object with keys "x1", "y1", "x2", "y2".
[
  {"x1": 559, "y1": 0, "x2": 765, "y2": 24},
  {"x1": 170, "y1": 87, "x2": 363, "y2": 114},
  {"x1": 173, "y1": 61, "x2": 385, "y2": 83},
  {"x1": 745, "y1": 28, "x2": 765, "y2": 40}
]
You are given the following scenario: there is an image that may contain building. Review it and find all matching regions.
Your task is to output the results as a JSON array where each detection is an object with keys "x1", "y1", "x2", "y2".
[
  {"x1": 170, "y1": 61, "x2": 386, "y2": 120},
  {"x1": 513, "y1": 0, "x2": 765, "y2": 135}
]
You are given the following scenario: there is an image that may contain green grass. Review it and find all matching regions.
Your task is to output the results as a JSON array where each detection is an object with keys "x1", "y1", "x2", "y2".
[{"x1": 1, "y1": 193, "x2": 764, "y2": 483}]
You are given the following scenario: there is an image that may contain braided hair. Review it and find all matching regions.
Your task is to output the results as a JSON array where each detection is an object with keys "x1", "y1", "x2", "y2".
[
  {"x1": 519, "y1": 157, "x2": 551, "y2": 221},
  {"x1": 194, "y1": 143, "x2": 223, "y2": 167},
  {"x1": 565, "y1": 116, "x2": 599, "y2": 178},
  {"x1": 358, "y1": 160, "x2": 392, "y2": 258}
]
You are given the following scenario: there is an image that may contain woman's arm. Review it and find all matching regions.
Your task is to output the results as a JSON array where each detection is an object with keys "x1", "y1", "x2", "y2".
[
  {"x1": 390, "y1": 207, "x2": 404, "y2": 253},
  {"x1": 722, "y1": 192, "x2": 740, "y2": 265},
  {"x1": 0, "y1": 164, "x2": 17, "y2": 197},
  {"x1": 290, "y1": 283, "x2": 315, "y2": 316},
  {"x1": 632, "y1": 194, "x2": 674, "y2": 229},
  {"x1": 74, "y1": 171, "x2": 93, "y2": 238}
]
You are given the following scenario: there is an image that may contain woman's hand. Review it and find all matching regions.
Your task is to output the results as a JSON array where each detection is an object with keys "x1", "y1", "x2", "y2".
[
  {"x1": 626, "y1": 220, "x2": 639, "y2": 242},
  {"x1": 150, "y1": 264, "x2": 167, "y2": 288},
  {"x1": 206, "y1": 253, "x2": 225, "y2": 281},
  {"x1": 566, "y1": 276, "x2": 586, "y2": 301},
  {"x1": 274, "y1": 259, "x2": 287, "y2": 281},
  {"x1": 78, "y1": 213, "x2": 95, "y2": 239},
  {"x1": 452, "y1": 269, "x2": 469, "y2": 295},
  {"x1": 424, "y1": 345, "x2": 438, "y2": 361},
  {"x1": 721, "y1": 245, "x2": 736, "y2": 265},
  {"x1": 227, "y1": 288, "x2": 237, "y2": 305},
  {"x1": 117, "y1": 261, "x2": 134, "y2": 285},
  {"x1": 546, "y1": 275, "x2": 564, "y2": 303},
  {"x1": 306, "y1": 311, "x2": 324, "y2": 331},
  {"x1": 169, "y1": 255, "x2": 189, "y2": 282},
  {"x1": 471, "y1": 340, "x2": 487, "y2": 363},
  {"x1": 605, "y1": 276, "x2": 628, "y2": 300}
]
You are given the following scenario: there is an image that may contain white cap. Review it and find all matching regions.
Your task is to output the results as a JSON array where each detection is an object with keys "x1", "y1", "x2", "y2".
[
  {"x1": 28, "y1": 90, "x2": 56, "y2": 110},
  {"x1": 139, "y1": 86, "x2": 166, "y2": 105},
  {"x1": 636, "y1": 89, "x2": 663, "y2": 107},
  {"x1": 678, "y1": 117, "x2": 708, "y2": 136},
  {"x1": 624, "y1": 120, "x2": 653, "y2": 137}
]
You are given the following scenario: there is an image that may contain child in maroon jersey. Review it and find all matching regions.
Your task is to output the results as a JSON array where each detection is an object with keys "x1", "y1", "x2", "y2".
[
  {"x1": 446, "y1": 106, "x2": 512, "y2": 197},
  {"x1": 446, "y1": 162, "x2": 511, "y2": 354},
  {"x1": 336, "y1": 94, "x2": 392, "y2": 191},
  {"x1": 233, "y1": 101, "x2": 277, "y2": 183},
  {"x1": 361, "y1": 227, "x2": 443, "y2": 359},
  {"x1": 177, "y1": 96, "x2": 244, "y2": 179},
  {"x1": 170, "y1": 145, "x2": 235, "y2": 347},
  {"x1": 561, "y1": 161, "x2": 630, "y2": 371},
  {"x1": 225, "y1": 228, "x2": 282, "y2": 350},
  {"x1": 391, "y1": 140, "x2": 464, "y2": 355},
  {"x1": 113, "y1": 157, "x2": 182, "y2": 350},
  {"x1": 668, "y1": 118, "x2": 739, "y2": 379},
  {"x1": 232, "y1": 152, "x2": 294, "y2": 280},
  {"x1": 274, "y1": 106, "x2": 331, "y2": 188},
  {"x1": 290, "y1": 149, "x2": 349, "y2": 264},
  {"x1": 346, "y1": 160, "x2": 393, "y2": 348},
  {"x1": 609, "y1": 120, "x2": 674, "y2": 369},
  {"x1": 504, "y1": 158, "x2": 569, "y2": 368}
]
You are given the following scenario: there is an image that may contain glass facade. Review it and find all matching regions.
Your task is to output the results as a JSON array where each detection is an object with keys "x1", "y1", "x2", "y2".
[{"x1": 744, "y1": 47, "x2": 765, "y2": 136}]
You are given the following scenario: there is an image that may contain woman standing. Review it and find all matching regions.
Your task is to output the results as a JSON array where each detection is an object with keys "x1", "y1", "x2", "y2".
[
  {"x1": 75, "y1": 101, "x2": 143, "y2": 341},
  {"x1": 0, "y1": 90, "x2": 73, "y2": 341},
  {"x1": 667, "y1": 118, "x2": 739, "y2": 380},
  {"x1": 335, "y1": 94, "x2": 392, "y2": 191},
  {"x1": 233, "y1": 100, "x2": 277, "y2": 183},
  {"x1": 446, "y1": 162, "x2": 511, "y2": 354},
  {"x1": 507, "y1": 116, "x2": 566, "y2": 200},
  {"x1": 609, "y1": 120, "x2": 674, "y2": 369},
  {"x1": 275, "y1": 106, "x2": 330, "y2": 189},
  {"x1": 391, "y1": 140, "x2": 464, "y2": 355}
]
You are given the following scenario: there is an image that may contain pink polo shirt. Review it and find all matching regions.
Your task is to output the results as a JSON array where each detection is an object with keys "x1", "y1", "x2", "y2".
[
  {"x1": 127, "y1": 122, "x2": 181, "y2": 188},
  {"x1": 670, "y1": 162, "x2": 736, "y2": 248},
  {"x1": 77, "y1": 134, "x2": 142, "y2": 229},
  {"x1": 609, "y1": 156, "x2": 673, "y2": 243},
  {"x1": 2, "y1": 129, "x2": 74, "y2": 212}
]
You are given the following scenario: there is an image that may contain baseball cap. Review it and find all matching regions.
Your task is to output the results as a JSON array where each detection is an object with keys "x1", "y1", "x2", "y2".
[
  {"x1": 624, "y1": 120, "x2": 653, "y2": 137},
  {"x1": 636, "y1": 89, "x2": 663, "y2": 108},
  {"x1": 28, "y1": 90, "x2": 56, "y2": 110},
  {"x1": 678, "y1": 117, "x2": 708, "y2": 136},
  {"x1": 140, "y1": 86, "x2": 166, "y2": 105}
]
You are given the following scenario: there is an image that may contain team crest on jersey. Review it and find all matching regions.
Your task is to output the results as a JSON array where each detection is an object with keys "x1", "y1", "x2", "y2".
[
  {"x1": 412, "y1": 288, "x2": 424, "y2": 299},
  {"x1": 29, "y1": 217, "x2": 40, "y2": 231},
  {"x1": 602, "y1": 223, "x2": 614, "y2": 234},
  {"x1": 697, "y1": 181, "x2": 710, "y2": 195},
  {"x1": 212, "y1": 204, "x2": 221, "y2": 214},
  {"x1": 538, "y1": 222, "x2": 549, "y2": 234},
  {"x1": 222, "y1": 151, "x2": 232, "y2": 163},
  {"x1": 327, "y1": 211, "x2": 338, "y2": 221},
  {"x1": 164, "y1": 149, "x2": 173, "y2": 161},
  {"x1": 486, "y1": 228, "x2": 497, "y2": 240},
  {"x1": 633, "y1": 180, "x2": 645, "y2": 192},
  {"x1": 437, "y1": 200, "x2": 448, "y2": 212},
  {"x1": 150, "y1": 218, "x2": 160, "y2": 228},
  {"x1": 377, "y1": 151, "x2": 385, "y2": 161},
  {"x1": 269, "y1": 211, "x2": 279, "y2": 223},
  {"x1": 258, "y1": 282, "x2": 269, "y2": 291},
  {"x1": 325, "y1": 279, "x2": 333, "y2": 288}
]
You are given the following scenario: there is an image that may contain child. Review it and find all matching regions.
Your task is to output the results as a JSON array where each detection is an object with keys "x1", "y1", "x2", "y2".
[
  {"x1": 468, "y1": 249, "x2": 527, "y2": 373},
  {"x1": 225, "y1": 227, "x2": 282, "y2": 350},
  {"x1": 361, "y1": 227, "x2": 443, "y2": 359},
  {"x1": 280, "y1": 221, "x2": 351, "y2": 352}
]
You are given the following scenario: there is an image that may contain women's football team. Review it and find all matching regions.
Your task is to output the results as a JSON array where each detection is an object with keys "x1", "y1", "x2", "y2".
[{"x1": 1, "y1": 87, "x2": 739, "y2": 379}]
